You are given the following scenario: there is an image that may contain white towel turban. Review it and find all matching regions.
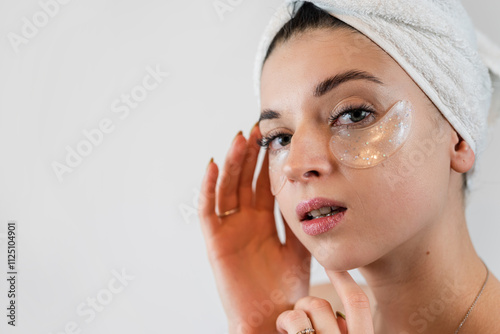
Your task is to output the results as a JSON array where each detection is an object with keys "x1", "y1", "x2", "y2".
[{"x1": 253, "y1": 0, "x2": 500, "y2": 160}]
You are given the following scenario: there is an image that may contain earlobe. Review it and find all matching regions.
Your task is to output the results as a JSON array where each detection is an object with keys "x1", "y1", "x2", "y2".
[{"x1": 450, "y1": 132, "x2": 475, "y2": 173}]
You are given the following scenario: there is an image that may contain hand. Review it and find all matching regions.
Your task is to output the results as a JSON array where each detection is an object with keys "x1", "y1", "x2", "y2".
[
  {"x1": 277, "y1": 271, "x2": 374, "y2": 334},
  {"x1": 199, "y1": 124, "x2": 311, "y2": 333}
]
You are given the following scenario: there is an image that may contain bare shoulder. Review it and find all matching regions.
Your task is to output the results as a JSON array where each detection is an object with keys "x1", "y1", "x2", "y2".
[{"x1": 309, "y1": 282, "x2": 375, "y2": 313}]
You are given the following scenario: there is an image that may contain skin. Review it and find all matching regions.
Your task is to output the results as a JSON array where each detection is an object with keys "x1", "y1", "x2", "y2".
[{"x1": 199, "y1": 27, "x2": 500, "y2": 333}]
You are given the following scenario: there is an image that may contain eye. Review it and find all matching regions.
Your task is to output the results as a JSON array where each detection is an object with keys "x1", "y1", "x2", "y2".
[
  {"x1": 329, "y1": 104, "x2": 375, "y2": 127},
  {"x1": 338, "y1": 109, "x2": 370, "y2": 125},
  {"x1": 258, "y1": 131, "x2": 292, "y2": 151},
  {"x1": 270, "y1": 134, "x2": 292, "y2": 150}
]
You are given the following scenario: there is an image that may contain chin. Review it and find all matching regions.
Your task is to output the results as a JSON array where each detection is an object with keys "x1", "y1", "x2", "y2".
[
  {"x1": 297, "y1": 220, "x2": 403, "y2": 273},
  {"x1": 312, "y1": 243, "x2": 384, "y2": 272}
]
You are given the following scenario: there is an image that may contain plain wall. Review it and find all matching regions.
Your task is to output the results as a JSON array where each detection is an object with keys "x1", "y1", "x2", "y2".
[{"x1": 0, "y1": 1, "x2": 498, "y2": 333}]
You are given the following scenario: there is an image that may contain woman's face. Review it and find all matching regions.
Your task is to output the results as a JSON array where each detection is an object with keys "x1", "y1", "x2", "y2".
[{"x1": 259, "y1": 28, "x2": 457, "y2": 270}]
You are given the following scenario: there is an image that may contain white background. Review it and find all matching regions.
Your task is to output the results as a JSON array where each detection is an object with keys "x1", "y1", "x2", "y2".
[{"x1": 0, "y1": 1, "x2": 499, "y2": 333}]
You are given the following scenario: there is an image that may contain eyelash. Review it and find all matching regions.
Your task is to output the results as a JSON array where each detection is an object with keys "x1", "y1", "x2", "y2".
[
  {"x1": 257, "y1": 130, "x2": 290, "y2": 150},
  {"x1": 257, "y1": 103, "x2": 376, "y2": 150},
  {"x1": 328, "y1": 103, "x2": 375, "y2": 127}
]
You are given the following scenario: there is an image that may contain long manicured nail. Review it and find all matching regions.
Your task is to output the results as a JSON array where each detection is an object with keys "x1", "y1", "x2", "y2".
[
  {"x1": 233, "y1": 130, "x2": 243, "y2": 143},
  {"x1": 207, "y1": 157, "x2": 213, "y2": 170},
  {"x1": 336, "y1": 311, "x2": 346, "y2": 320},
  {"x1": 252, "y1": 121, "x2": 259, "y2": 131}
]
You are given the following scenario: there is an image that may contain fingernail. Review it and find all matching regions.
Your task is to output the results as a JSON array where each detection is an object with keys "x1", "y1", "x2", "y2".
[
  {"x1": 207, "y1": 157, "x2": 213, "y2": 170},
  {"x1": 336, "y1": 311, "x2": 346, "y2": 320},
  {"x1": 233, "y1": 131, "x2": 243, "y2": 143},
  {"x1": 252, "y1": 121, "x2": 259, "y2": 130}
]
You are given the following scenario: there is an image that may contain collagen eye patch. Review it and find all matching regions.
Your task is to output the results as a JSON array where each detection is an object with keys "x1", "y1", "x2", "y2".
[
  {"x1": 330, "y1": 100, "x2": 413, "y2": 168},
  {"x1": 267, "y1": 100, "x2": 413, "y2": 196},
  {"x1": 268, "y1": 149, "x2": 289, "y2": 196}
]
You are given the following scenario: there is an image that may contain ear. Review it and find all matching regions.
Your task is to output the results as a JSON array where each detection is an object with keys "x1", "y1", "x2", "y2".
[{"x1": 449, "y1": 130, "x2": 475, "y2": 173}]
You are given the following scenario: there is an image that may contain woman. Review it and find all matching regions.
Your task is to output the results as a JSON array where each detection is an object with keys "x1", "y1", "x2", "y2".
[{"x1": 199, "y1": 1, "x2": 500, "y2": 333}]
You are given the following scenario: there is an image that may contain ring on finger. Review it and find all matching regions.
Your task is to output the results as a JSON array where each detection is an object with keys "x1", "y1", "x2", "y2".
[
  {"x1": 296, "y1": 317, "x2": 315, "y2": 334},
  {"x1": 217, "y1": 207, "x2": 240, "y2": 218}
]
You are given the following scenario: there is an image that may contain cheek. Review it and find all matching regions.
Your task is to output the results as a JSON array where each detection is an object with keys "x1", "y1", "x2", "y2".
[
  {"x1": 354, "y1": 118, "x2": 452, "y2": 235},
  {"x1": 273, "y1": 113, "x2": 452, "y2": 268},
  {"x1": 386, "y1": 118, "x2": 450, "y2": 203},
  {"x1": 332, "y1": 123, "x2": 451, "y2": 260}
]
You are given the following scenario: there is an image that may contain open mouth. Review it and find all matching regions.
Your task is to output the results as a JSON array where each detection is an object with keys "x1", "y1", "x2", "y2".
[
  {"x1": 296, "y1": 197, "x2": 347, "y2": 222},
  {"x1": 304, "y1": 206, "x2": 347, "y2": 221}
]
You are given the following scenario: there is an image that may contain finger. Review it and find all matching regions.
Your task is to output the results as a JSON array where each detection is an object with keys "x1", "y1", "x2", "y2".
[
  {"x1": 276, "y1": 309, "x2": 313, "y2": 334},
  {"x1": 255, "y1": 149, "x2": 275, "y2": 211},
  {"x1": 198, "y1": 158, "x2": 219, "y2": 236},
  {"x1": 282, "y1": 212, "x2": 308, "y2": 256},
  {"x1": 326, "y1": 270, "x2": 374, "y2": 333},
  {"x1": 336, "y1": 311, "x2": 347, "y2": 334},
  {"x1": 294, "y1": 296, "x2": 341, "y2": 334},
  {"x1": 239, "y1": 122, "x2": 261, "y2": 207},
  {"x1": 216, "y1": 132, "x2": 247, "y2": 214}
]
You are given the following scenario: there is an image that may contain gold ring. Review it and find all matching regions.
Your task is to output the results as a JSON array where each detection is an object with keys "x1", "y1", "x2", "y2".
[
  {"x1": 217, "y1": 207, "x2": 240, "y2": 218},
  {"x1": 296, "y1": 329, "x2": 315, "y2": 334}
]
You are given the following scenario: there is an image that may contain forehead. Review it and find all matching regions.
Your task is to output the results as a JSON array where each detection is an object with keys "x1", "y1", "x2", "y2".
[{"x1": 260, "y1": 28, "x2": 402, "y2": 105}]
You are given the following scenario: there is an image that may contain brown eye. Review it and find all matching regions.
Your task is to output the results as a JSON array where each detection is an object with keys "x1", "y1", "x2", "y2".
[
  {"x1": 278, "y1": 135, "x2": 292, "y2": 146},
  {"x1": 351, "y1": 110, "x2": 368, "y2": 122},
  {"x1": 270, "y1": 134, "x2": 292, "y2": 150}
]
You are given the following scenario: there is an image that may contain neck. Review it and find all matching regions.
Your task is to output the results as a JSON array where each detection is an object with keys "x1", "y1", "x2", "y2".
[{"x1": 359, "y1": 196, "x2": 488, "y2": 334}]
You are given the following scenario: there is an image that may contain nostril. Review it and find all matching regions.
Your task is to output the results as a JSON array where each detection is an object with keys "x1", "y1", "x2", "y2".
[{"x1": 303, "y1": 170, "x2": 320, "y2": 178}]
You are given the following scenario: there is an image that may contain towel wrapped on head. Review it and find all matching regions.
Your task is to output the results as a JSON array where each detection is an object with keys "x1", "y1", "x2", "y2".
[{"x1": 253, "y1": 0, "x2": 500, "y2": 165}]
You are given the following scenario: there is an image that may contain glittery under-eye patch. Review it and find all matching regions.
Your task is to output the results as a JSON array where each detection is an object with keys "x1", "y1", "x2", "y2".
[
  {"x1": 266, "y1": 100, "x2": 413, "y2": 196},
  {"x1": 330, "y1": 100, "x2": 413, "y2": 168},
  {"x1": 268, "y1": 148, "x2": 289, "y2": 196}
]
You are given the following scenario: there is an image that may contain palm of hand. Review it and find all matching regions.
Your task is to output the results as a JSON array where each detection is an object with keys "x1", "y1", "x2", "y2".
[{"x1": 199, "y1": 125, "x2": 310, "y2": 332}]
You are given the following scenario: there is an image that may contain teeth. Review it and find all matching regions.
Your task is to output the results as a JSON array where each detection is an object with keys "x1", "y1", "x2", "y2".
[
  {"x1": 319, "y1": 206, "x2": 332, "y2": 214},
  {"x1": 307, "y1": 206, "x2": 341, "y2": 219},
  {"x1": 310, "y1": 209, "x2": 321, "y2": 217}
]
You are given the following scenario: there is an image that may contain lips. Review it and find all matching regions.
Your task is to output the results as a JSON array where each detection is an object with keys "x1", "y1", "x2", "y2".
[
  {"x1": 296, "y1": 197, "x2": 347, "y2": 222},
  {"x1": 296, "y1": 197, "x2": 347, "y2": 236}
]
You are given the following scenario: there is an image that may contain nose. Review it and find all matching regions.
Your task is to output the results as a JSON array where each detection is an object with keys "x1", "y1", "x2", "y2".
[{"x1": 282, "y1": 123, "x2": 335, "y2": 186}]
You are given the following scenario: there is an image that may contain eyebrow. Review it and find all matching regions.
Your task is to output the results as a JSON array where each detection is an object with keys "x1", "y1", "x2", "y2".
[{"x1": 259, "y1": 70, "x2": 384, "y2": 122}]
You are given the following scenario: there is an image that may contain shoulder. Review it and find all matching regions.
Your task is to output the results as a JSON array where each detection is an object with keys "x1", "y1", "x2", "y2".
[{"x1": 309, "y1": 282, "x2": 375, "y2": 313}]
